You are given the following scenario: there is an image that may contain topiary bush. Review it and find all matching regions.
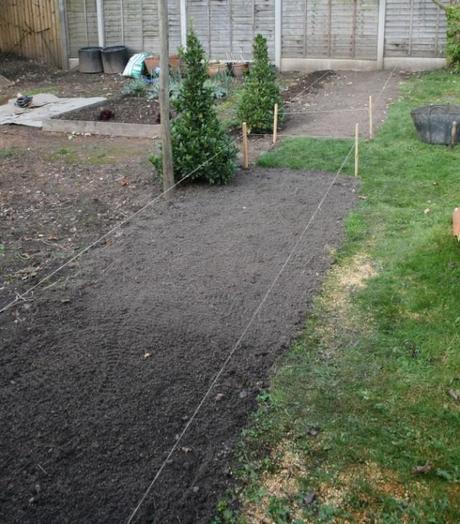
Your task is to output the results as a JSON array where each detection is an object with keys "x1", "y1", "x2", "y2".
[
  {"x1": 237, "y1": 34, "x2": 284, "y2": 133},
  {"x1": 151, "y1": 28, "x2": 237, "y2": 185}
]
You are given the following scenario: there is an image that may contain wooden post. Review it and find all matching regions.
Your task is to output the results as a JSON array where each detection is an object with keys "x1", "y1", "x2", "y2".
[
  {"x1": 242, "y1": 122, "x2": 249, "y2": 169},
  {"x1": 369, "y1": 95, "x2": 373, "y2": 140},
  {"x1": 451, "y1": 121, "x2": 457, "y2": 149},
  {"x1": 273, "y1": 103, "x2": 279, "y2": 144},
  {"x1": 355, "y1": 123, "x2": 359, "y2": 177},
  {"x1": 57, "y1": 0, "x2": 70, "y2": 69},
  {"x1": 158, "y1": 0, "x2": 174, "y2": 197},
  {"x1": 453, "y1": 208, "x2": 460, "y2": 240}
]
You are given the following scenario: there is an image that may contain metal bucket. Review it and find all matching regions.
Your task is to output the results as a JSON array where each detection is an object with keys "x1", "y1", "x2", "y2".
[
  {"x1": 79, "y1": 47, "x2": 103, "y2": 73},
  {"x1": 411, "y1": 104, "x2": 460, "y2": 145},
  {"x1": 102, "y1": 46, "x2": 129, "y2": 74}
]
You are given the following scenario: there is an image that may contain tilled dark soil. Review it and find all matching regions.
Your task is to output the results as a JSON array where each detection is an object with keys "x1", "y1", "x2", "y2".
[
  {"x1": 0, "y1": 53, "x2": 127, "y2": 103},
  {"x1": 0, "y1": 128, "x2": 157, "y2": 305},
  {"x1": 56, "y1": 96, "x2": 162, "y2": 125},
  {"x1": 282, "y1": 69, "x2": 335, "y2": 102},
  {"x1": 0, "y1": 168, "x2": 358, "y2": 523}
]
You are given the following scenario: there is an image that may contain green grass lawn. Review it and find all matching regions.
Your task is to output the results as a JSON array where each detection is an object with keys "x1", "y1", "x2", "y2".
[{"x1": 215, "y1": 71, "x2": 460, "y2": 523}]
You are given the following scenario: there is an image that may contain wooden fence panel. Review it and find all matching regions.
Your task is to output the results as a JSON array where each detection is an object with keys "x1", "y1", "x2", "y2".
[
  {"x1": 385, "y1": 0, "x2": 446, "y2": 58},
  {"x1": 0, "y1": 0, "x2": 64, "y2": 67},
  {"x1": 60, "y1": 0, "x2": 450, "y2": 65},
  {"x1": 187, "y1": 0, "x2": 275, "y2": 61},
  {"x1": 282, "y1": 0, "x2": 378, "y2": 60}
]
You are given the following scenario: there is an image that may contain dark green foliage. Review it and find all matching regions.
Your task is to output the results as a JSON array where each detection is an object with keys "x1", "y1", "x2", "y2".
[
  {"x1": 121, "y1": 78, "x2": 148, "y2": 97},
  {"x1": 152, "y1": 29, "x2": 237, "y2": 185},
  {"x1": 445, "y1": 6, "x2": 460, "y2": 70},
  {"x1": 237, "y1": 34, "x2": 284, "y2": 133}
]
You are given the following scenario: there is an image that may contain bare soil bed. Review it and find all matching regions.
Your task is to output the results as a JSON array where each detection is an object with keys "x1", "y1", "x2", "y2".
[
  {"x1": 55, "y1": 96, "x2": 162, "y2": 125},
  {"x1": 0, "y1": 53, "x2": 127, "y2": 103},
  {"x1": 0, "y1": 167, "x2": 358, "y2": 523},
  {"x1": 0, "y1": 127, "x2": 157, "y2": 304}
]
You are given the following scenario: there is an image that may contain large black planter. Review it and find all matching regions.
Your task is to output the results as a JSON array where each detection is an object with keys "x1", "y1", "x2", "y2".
[
  {"x1": 101, "y1": 45, "x2": 129, "y2": 74},
  {"x1": 79, "y1": 47, "x2": 103, "y2": 73},
  {"x1": 411, "y1": 104, "x2": 460, "y2": 145}
]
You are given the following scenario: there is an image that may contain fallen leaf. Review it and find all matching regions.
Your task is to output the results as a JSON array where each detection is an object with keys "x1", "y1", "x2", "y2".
[
  {"x1": 448, "y1": 389, "x2": 460, "y2": 402},
  {"x1": 412, "y1": 462, "x2": 433, "y2": 475},
  {"x1": 303, "y1": 492, "x2": 317, "y2": 505}
]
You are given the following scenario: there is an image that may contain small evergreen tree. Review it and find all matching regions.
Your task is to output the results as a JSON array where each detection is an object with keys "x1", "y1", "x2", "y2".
[
  {"x1": 152, "y1": 29, "x2": 237, "y2": 184},
  {"x1": 237, "y1": 34, "x2": 284, "y2": 133}
]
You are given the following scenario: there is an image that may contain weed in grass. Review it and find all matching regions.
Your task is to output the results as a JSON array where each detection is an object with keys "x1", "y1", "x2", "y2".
[
  {"x1": 230, "y1": 70, "x2": 460, "y2": 523},
  {"x1": 26, "y1": 86, "x2": 60, "y2": 96},
  {"x1": 48, "y1": 147, "x2": 79, "y2": 164},
  {"x1": 0, "y1": 148, "x2": 14, "y2": 159}
]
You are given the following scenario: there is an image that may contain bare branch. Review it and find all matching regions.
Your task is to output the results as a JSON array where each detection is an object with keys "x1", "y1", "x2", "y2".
[{"x1": 432, "y1": 0, "x2": 447, "y2": 11}]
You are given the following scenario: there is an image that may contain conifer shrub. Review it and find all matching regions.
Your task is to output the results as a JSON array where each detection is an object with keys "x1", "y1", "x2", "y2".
[
  {"x1": 151, "y1": 29, "x2": 237, "y2": 185},
  {"x1": 237, "y1": 34, "x2": 284, "y2": 133}
]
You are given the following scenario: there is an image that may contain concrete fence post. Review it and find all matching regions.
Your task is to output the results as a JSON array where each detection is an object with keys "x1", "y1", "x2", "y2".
[
  {"x1": 275, "y1": 0, "x2": 282, "y2": 69},
  {"x1": 377, "y1": 0, "x2": 386, "y2": 69}
]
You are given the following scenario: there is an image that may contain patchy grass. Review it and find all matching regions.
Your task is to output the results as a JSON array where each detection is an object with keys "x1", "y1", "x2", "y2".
[
  {"x1": 216, "y1": 83, "x2": 244, "y2": 130},
  {"x1": 48, "y1": 147, "x2": 80, "y2": 164},
  {"x1": 47, "y1": 144, "x2": 153, "y2": 167},
  {"x1": 215, "y1": 70, "x2": 460, "y2": 523},
  {"x1": 25, "y1": 85, "x2": 60, "y2": 96},
  {"x1": 0, "y1": 148, "x2": 15, "y2": 159}
]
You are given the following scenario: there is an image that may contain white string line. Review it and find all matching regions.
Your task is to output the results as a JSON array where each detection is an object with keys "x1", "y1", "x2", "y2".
[
  {"x1": 375, "y1": 66, "x2": 397, "y2": 103},
  {"x1": 248, "y1": 67, "x2": 398, "y2": 140},
  {"x1": 126, "y1": 142, "x2": 355, "y2": 524},
  {"x1": 283, "y1": 66, "x2": 396, "y2": 120},
  {"x1": 0, "y1": 144, "x2": 236, "y2": 315},
  {"x1": 284, "y1": 108, "x2": 368, "y2": 115}
]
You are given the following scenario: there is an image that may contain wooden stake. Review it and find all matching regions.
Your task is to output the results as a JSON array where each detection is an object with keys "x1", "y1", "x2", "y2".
[
  {"x1": 369, "y1": 95, "x2": 373, "y2": 140},
  {"x1": 242, "y1": 122, "x2": 249, "y2": 169},
  {"x1": 451, "y1": 120, "x2": 457, "y2": 149},
  {"x1": 158, "y1": 0, "x2": 174, "y2": 197},
  {"x1": 453, "y1": 207, "x2": 460, "y2": 240},
  {"x1": 273, "y1": 103, "x2": 279, "y2": 144},
  {"x1": 355, "y1": 123, "x2": 359, "y2": 177}
]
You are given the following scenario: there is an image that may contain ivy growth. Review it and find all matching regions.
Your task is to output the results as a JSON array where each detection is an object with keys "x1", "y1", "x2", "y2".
[
  {"x1": 237, "y1": 34, "x2": 284, "y2": 133},
  {"x1": 433, "y1": 0, "x2": 460, "y2": 70}
]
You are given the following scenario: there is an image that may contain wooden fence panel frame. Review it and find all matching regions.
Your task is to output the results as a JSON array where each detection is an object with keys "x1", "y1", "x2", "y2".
[{"x1": 0, "y1": 0, "x2": 66, "y2": 68}]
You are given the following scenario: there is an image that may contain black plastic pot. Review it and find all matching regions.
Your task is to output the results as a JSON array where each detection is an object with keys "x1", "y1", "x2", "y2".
[
  {"x1": 102, "y1": 45, "x2": 129, "y2": 74},
  {"x1": 411, "y1": 104, "x2": 460, "y2": 145},
  {"x1": 79, "y1": 47, "x2": 103, "y2": 73}
]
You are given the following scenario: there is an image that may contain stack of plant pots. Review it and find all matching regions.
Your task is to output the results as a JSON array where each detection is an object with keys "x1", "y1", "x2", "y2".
[
  {"x1": 144, "y1": 54, "x2": 181, "y2": 75},
  {"x1": 208, "y1": 62, "x2": 228, "y2": 77},
  {"x1": 230, "y1": 62, "x2": 250, "y2": 78}
]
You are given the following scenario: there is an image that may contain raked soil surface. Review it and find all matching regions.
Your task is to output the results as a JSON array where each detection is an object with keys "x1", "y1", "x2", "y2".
[
  {"x1": 281, "y1": 69, "x2": 406, "y2": 139},
  {"x1": 1, "y1": 168, "x2": 358, "y2": 523}
]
